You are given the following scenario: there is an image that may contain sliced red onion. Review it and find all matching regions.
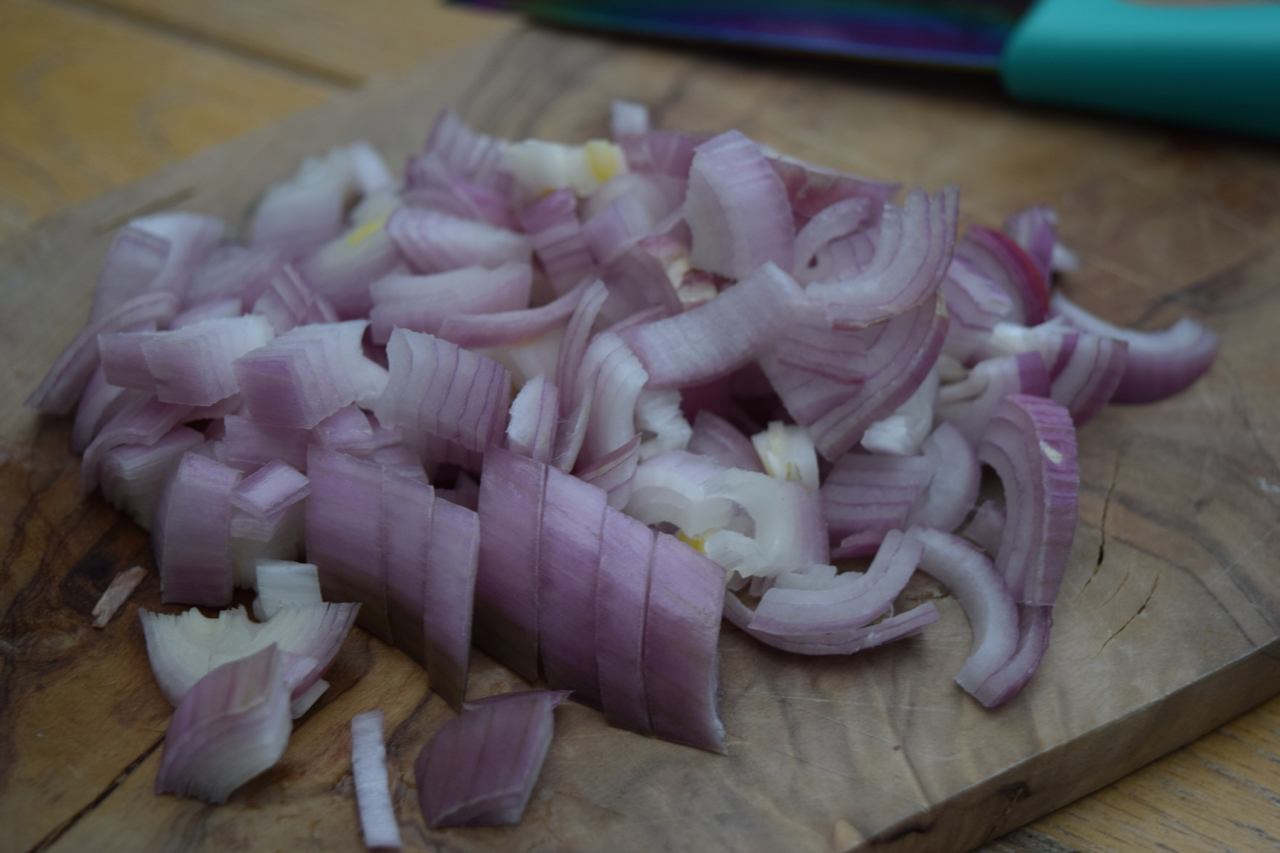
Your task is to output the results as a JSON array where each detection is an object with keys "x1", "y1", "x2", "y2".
[
  {"x1": 598, "y1": 244, "x2": 684, "y2": 324},
  {"x1": 171, "y1": 298, "x2": 243, "y2": 329},
  {"x1": 404, "y1": 151, "x2": 518, "y2": 230},
  {"x1": 970, "y1": 604, "x2": 1052, "y2": 706},
  {"x1": 610, "y1": 99, "x2": 650, "y2": 138},
  {"x1": 618, "y1": 261, "x2": 806, "y2": 389},
  {"x1": 99, "y1": 424, "x2": 205, "y2": 529},
  {"x1": 252, "y1": 149, "x2": 352, "y2": 257},
  {"x1": 940, "y1": 257, "x2": 1017, "y2": 364},
  {"x1": 81, "y1": 395, "x2": 193, "y2": 491},
  {"x1": 91, "y1": 565, "x2": 146, "y2": 628},
  {"x1": 305, "y1": 446, "x2": 391, "y2": 641},
  {"x1": 751, "y1": 421, "x2": 819, "y2": 491},
  {"x1": 221, "y1": 415, "x2": 311, "y2": 473},
  {"x1": 474, "y1": 448, "x2": 547, "y2": 682},
  {"x1": 702, "y1": 470, "x2": 829, "y2": 579},
  {"x1": 505, "y1": 374, "x2": 560, "y2": 464},
  {"x1": 1049, "y1": 292, "x2": 1220, "y2": 404},
  {"x1": 622, "y1": 450, "x2": 738, "y2": 537},
  {"x1": 1001, "y1": 205, "x2": 1059, "y2": 282},
  {"x1": 819, "y1": 452, "x2": 933, "y2": 544},
  {"x1": 574, "y1": 332, "x2": 647, "y2": 472},
  {"x1": 687, "y1": 409, "x2": 764, "y2": 473},
  {"x1": 861, "y1": 364, "x2": 938, "y2": 456},
  {"x1": 954, "y1": 225, "x2": 1049, "y2": 327},
  {"x1": 154, "y1": 452, "x2": 241, "y2": 606},
  {"x1": 374, "y1": 328, "x2": 510, "y2": 455},
  {"x1": 1048, "y1": 332, "x2": 1129, "y2": 425},
  {"x1": 252, "y1": 560, "x2": 322, "y2": 621},
  {"x1": 766, "y1": 154, "x2": 898, "y2": 227},
  {"x1": 131, "y1": 212, "x2": 226, "y2": 299},
  {"x1": 234, "y1": 320, "x2": 388, "y2": 429},
  {"x1": 71, "y1": 365, "x2": 134, "y2": 453},
  {"x1": 725, "y1": 592, "x2": 939, "y2": 655},
  {"x1": 26, "y1": 291, "x2": 179, "y2": 416},
  {"x1": 185, "y1": 245, "x2": 287, "y2": 311},
  {"x1": 519, "y1": 189, "x2": 598, "y2": 295},
  {"x1": 538, "y1": 464, "x2": 609, "y2": 708},
  {"x1": 806, "y1": 185, "x2": 958, "y2": 328},
  {"x1": 685, "y1": 130, "x2": 795, "y2": 279},
  {"x1": 644, "y1": 533, "x2": 726, "y2": 753},
  {"x1": 230, "y1": 460, "x2": 309, "y2": 587},
  {"x1": 963, "y1": 499, "x2": 1007, "y2": 555},
  {"x1": 635, "y1": 388, "x2": 692, "y2": 461},
  {"x1": 249, "y1": 264, "x2": 339, "y2": 334},
  {"x1": 419, "y1": 109, "x2": 510, "y2": 192},
  {"x1": 595, "y1": 506, "x2": 656, "y2": 735},
  {"x1": 423, "y1": 499, "x2": 480, "y2": 711},
  {"x1": 138, "y1": 601, "x2": 357, "y2": 710},
  {"x1": 936, "y1": 352, "x2": 1051, "y2": 446},
  {"x1": 347, "y1": 141, "x2": 395, "y2": 195},
  {"x1": 87, "y1": 225, "x2": 171, "y2": 322},
  {"x1": 555, "y1": 279, "x2": 610, "y2": 415},
  {"x1": 369, "y1": 262, "x2": 532, "y2": 344},
  {"x1": 387, "y1": 206, "x2": 531, "y2": 274},
  {"x1": 155, "y1": 645, "x2": 292, "y2": 804},
  {"x1": 436, "y1": 276, "x2": 591, "y2": 350},
  {"x1": 581, "y1": 174, "x2": 680, "y2": 263},
  {"x1": 351, "y1": 710, "x2": 401, "y2": 849},
  {"x1": 906, "y1": 422, "x2": 981, "y2": 533},
  {"x1": 747, "y1": 528, "x2": 923, "y2": 641},
  {"x1": 415, "y1": 690, "x2": 569, "y2": 828},
  {"x1": 99, "y1": 314, "x2": 275, "y2": 406},
  {"x1": 978, "y1": 394, "x2": 1079, "y2": 605},
  {"x1": 792, "y1": 196, "x2": 873, "y2": 276},
  {"x1": 310, "y1": 405, "x2": 379, "y2": 455},
  {"x1": 574, "y1": 434, "x2": 642, "y2": 509},
  {"x1": 906, "y1": 526, "x2": 1021, "y2": 701},
  {"x1": 381, "y1": 468, "x2": 438, "y2": 666},
  {"x1": 620, "y1": 129, "x2": 709, "y2": 178}
]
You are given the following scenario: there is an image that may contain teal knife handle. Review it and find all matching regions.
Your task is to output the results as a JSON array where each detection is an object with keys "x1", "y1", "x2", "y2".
[{"x1": 1001, "y1": 0, "x2": 1280, "y2": 139}]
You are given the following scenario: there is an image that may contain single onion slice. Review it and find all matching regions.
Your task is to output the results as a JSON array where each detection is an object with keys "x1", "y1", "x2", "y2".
[
  {"x1": 645, "y1": 533, "x2": 727, "y2": 753},
  {"x1": 971, "y1": 604, "x2": 1053, "y2": 706},
  {"x1": 766, "y1": 154, "x2": 899, "y2": 228},
  {"x1": 598, "y1": 243, "x2": 684, "y2": 325},
  {"x1": 72, "y1": 364, "x2": 134, "y2": 454},
  {"x1": 1048, "y1": 332, "x2": 1129, "y2": 425},
  {"x1": 725, "y1": 592, "x2": 939, "y2": 655},
  {"x1": 222, "y1": 415, "x2": 311, "y2": 474},
  {"x1": 506, "y1": 374, "x2": 560, "y2": 464},
  {"x1": 474, "y1": 448, "x2": 547, "y2": 682},
  {"x1": 228, "y1": 460, "x2": 309, "y2": 587},
  {"x1": 186, "y1": 245, "x2": 287, "y2": 311},
  {"x1": 99, "y1": 424, "x2": 205, "y2": 529},
  {"x1": 978, "y1": 394, "x2": 1079, "y2": 606},
  {"x1": 155, "y1": 645, "x2": 292, "y2": 804},
  {"x1": 819, "y1": 452, "x2": 933, "y2": 544},
  {"x1": 417, "y1": 109, "x2": 510, "y2": 192},
  {"x1": 702, "y1": 469, "x2": 830, "y2": 579},
  {"x1": 905, "y1": 421, "x2": 981, "y2": 533},
  {"x1": 252, "y1": 148, "x2": 352, "y2": 257},
  {"x1": 415, "y1": 690, "x2": 569, "y2": 829},
  {"x1": 905, "y1": 526, "x2": 1020, "y2": 701},
  {"x1": 936, "y1": 352, "x2": 1051, "y2": 446},
  {"x1": 618, "y1": 261, "x2": 807, "y2": 389},
  {"x1": 519, "y1": 189, "x2": 599, "y2": 296},
  {"x1": 1049, "y1": 292, "x2": 1220, "y2": 404},
  {"x1": 26, "y1": 291, "x2": 180, "y2": 416},
  {"x1": 747, "y1": 528, "x2": 923, "y2": 638},
  {"x1": 538, "y1": 463, "x2": 609, "y2": 708},
  {"x1": 575, "y1": 435, "x2": 642, "y2": 509},
  {"x1": 1002, "y1": 204, "x2": 1060, "y2": 282},
  {"x1": 87, "y1": 225, "x2": 171, "y2": 322},
  {"x1": 791, "y1": 196, "x2": 873, "y2": 276},
  {"x1": 381, "y1": 470, "x2": 437, "y2": 669},
  {"x1": 622, "y1": 449, "x2": 738, "y2": 536},
  {"x1": 685, "y1": 129, "x2": 795, "y2": 280},
  {"x1": 954, "y1": 225, "x2": 1050, "y2": 327},
  {"x1": 940, "y1": 256, "x2": 1017, "y2": 365},
  {"x1": 423, "y1": 499, "x2": 480, "y2": 711},
  {"x1": 249, "y1": 264, "x2": 339, "y2": 335},
  {"x1": 595, "y1": 506, "x2": 656, "y2": 735},
  {"x1": 296, "y1": 213, "x2": 403, "y2": 321},
  {"x1": 155, "y1": 452, "x2": 241, "y2": 606},
  {"x1": 252, "y1": 560, "x2": 322, "y2": 622},
  {"x1": 751, "y1": 421, "x2": 819, "y2": 491},
  {"x1": 100, "y1": 314, "x2": 275, "y2": 406},
  {"x1": 350, "y1": 710, "x2": 402, "y2": 850},
  {"x1": 81, "y1": 395, "x2": 194, "y2": 492},
  {"x1": 91, "y1": 565, "x2": 147, "y2": 628},
  {"x1": 386, "y1": 206, "x2": 531, "y2": 274},
  {"x1": 634, "y1": 388, "x2": 692, "y2": 461},
  {"x1": 963, "y1": 499, "x2": 1006, "y2": 556},
  {"x1": 171, "y1": 297, "x2": 243, "y2": 329},
  {"x1": 138, "y1": 601, "x2": 358, "y2": 711},
  {"x1": 806, "y1": 185, "x2": 958, "y2": 329},
  {"x1": 687, "y1": 409, "x2": 764, "y2": 473},
  {"x1": 369, "y1": 262, "x2": 533, "y2": 344}
]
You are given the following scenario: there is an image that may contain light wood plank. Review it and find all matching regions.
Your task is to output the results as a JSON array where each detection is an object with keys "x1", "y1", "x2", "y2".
[{"x1": 0, "y1": 0, "x2": 335, "y2": 242}]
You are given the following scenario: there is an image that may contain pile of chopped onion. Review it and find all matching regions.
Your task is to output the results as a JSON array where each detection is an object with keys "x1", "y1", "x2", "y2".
[{"x1": 32, "y1": 101, "x2": 1219, "y2": 821}]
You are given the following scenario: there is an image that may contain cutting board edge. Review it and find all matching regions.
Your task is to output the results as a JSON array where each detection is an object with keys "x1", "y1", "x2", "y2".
[{"x1": 857, "y1": 636, "x2": 1280, "y2": 852}]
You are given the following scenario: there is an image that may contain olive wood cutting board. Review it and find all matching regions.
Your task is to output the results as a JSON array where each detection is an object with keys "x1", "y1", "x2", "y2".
[{"x1": 3, "y1": 26, "x2": 1280, "y2": 853}]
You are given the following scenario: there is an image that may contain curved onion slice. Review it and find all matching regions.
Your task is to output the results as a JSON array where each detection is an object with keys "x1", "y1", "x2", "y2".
[
  {"x1": 351, "y1": 710, "x2": 402, "y2": 849},
  {"x1": 595, "y1": 506, "x2": 656, "y2": 735},
  {"x1": 971, "y1": 604, "x2": 1053, "y2": 706},
  {"x1": 416, "y1": 690, "x2": 569, "y2": 828},
  {"x1": 906, "y1": 422, "x2": 981, "y2": 533},
  {"x1": 155, "y1": 645, "x2": 292, "y2": 804},
  {"x1": 905, "y1": 526, "x2": 1020, "y2": 701},
  {"x1": 724, "y1": 592, "x2": 939, "y2": 655},
  {"x1": 978, "y1": 394, "x2": 1079, "y2": 605},
  {"x1": 954, "y1": 225, "x2": 1049, "y2": 327},
  {"x1": 1049, "y1": 292, "x2": 1220, "y2": 404}
]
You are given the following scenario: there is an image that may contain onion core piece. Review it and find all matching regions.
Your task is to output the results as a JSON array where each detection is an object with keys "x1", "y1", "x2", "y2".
[{"x1": 351, "y1": 709, "x2": 402, "y2": 849}]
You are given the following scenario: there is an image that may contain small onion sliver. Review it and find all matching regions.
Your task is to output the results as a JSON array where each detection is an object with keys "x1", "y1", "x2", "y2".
[{"x1": 351, "y1": 709, "x2": 402, "y2": 850}]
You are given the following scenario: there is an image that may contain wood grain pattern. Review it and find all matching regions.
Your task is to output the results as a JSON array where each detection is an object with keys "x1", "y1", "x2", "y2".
[
  {"x1": 0, "y1": 0, "x2": 336, "y2": 242},
  {"x1": 4, "y1": 21, "x2": 1280, "y2": 853}
]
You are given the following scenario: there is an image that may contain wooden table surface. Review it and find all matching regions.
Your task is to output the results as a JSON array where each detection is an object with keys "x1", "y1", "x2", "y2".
[{"x1": 2, "y1": 2, "x2": 1278, "y2": 851}]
